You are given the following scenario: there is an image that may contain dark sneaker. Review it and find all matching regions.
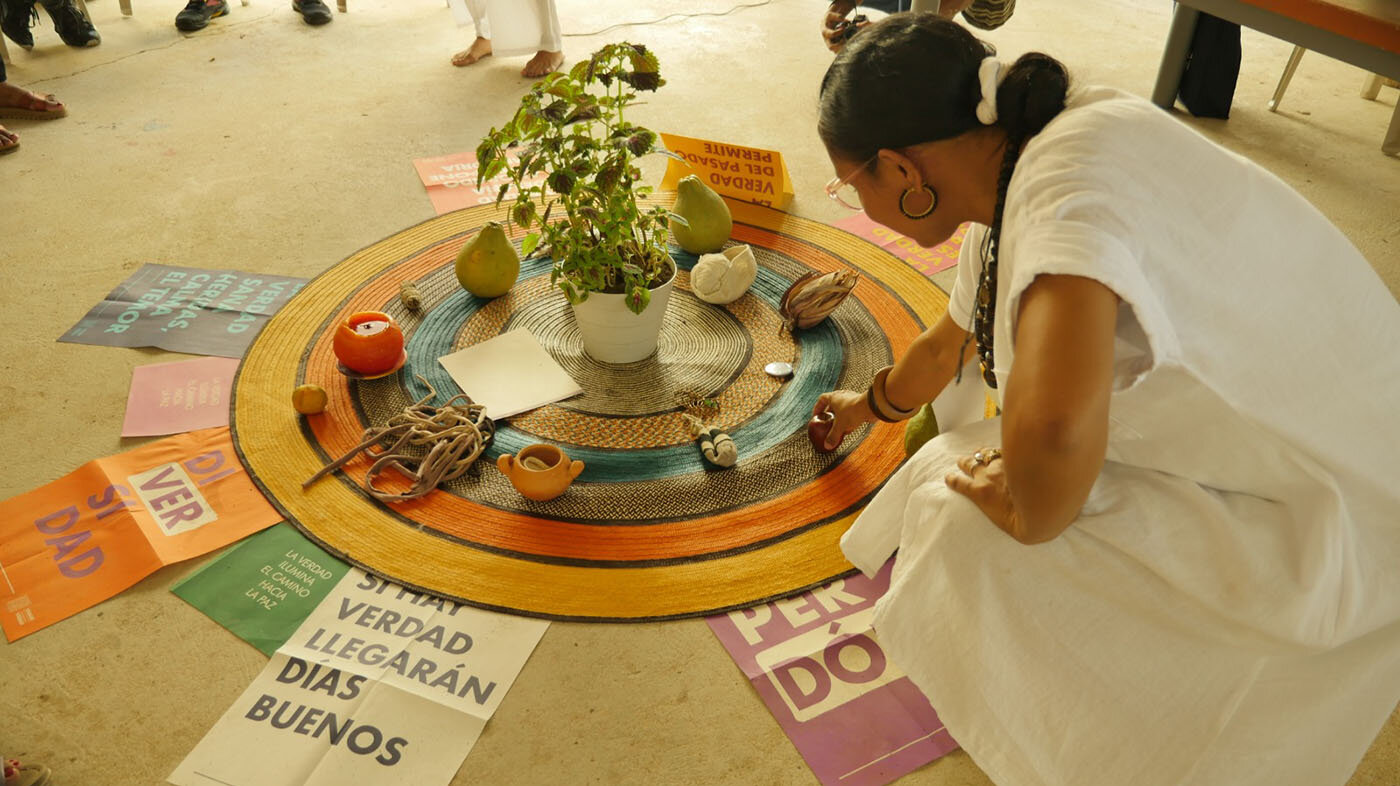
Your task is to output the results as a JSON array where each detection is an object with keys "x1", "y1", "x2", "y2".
[
  {"x1": 175, "y1": 0, "x2": 228, "y2": 31},
  {"x1": 1, "y1": 2, "x2": 37, "y2": 49},
  {"x1": 42, "y1": 0, "x2": 99, "y2": 47},
  {"x1": 292, "y1": 0, "x2": 332, "y2": 25}
]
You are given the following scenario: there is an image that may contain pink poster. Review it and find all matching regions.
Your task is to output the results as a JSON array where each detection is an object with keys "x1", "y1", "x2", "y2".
[
  {"x1": 707, "y1": 561, "x2": 957, "y2": 786},
  {"x1": 122, "y1": 357, "x2": 241, "y2": 437},
  {"x1": 833, "y1": 213, "x2": 967, "y2": 277},
  {"x1": 412, "y1": 151, "x2": 548, "y2": 216}
]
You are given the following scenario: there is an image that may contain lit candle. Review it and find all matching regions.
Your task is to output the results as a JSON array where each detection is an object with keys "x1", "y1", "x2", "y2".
[
  {"x1": 353, "y1": 320, "x2": 393, "y2": 336},
  {"x1": 332, "y1": 311, "x2": 405, "y2": 376}
]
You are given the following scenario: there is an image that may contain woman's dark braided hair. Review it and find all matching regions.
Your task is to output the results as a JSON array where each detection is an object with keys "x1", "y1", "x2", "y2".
[{"x1": 817, "y1": 14, "x2": 1070, "y2": 388}]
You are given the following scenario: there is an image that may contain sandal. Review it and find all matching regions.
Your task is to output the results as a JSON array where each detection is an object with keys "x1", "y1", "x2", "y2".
[
  {"x1": 3, "y1": 758, "x2": 52, "y2": 786},
  {"x1": 0, "y1": 127, "x2": 19, "y2": 155},
  {"x1": 0, "y1": 88, "x2": 67, "y2": 120}
]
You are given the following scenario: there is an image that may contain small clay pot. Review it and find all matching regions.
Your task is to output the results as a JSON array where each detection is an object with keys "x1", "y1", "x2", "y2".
[
  {"x1": 808, "y1": 411, "x2": 842, "y2": 453},
  {"x1": 497, "y1": 443, "x2": 585, "y2": 502}
]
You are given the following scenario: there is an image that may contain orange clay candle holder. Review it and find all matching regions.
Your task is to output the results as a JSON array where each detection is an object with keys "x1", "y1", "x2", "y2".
[{"x1": 332, "y1": 311, "x2": 406, "y2": 376}]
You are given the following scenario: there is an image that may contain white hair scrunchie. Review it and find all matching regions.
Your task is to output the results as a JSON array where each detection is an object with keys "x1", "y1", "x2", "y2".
[{"x1": 975, "y1": 56, "x2": 1003, "y2": 125}]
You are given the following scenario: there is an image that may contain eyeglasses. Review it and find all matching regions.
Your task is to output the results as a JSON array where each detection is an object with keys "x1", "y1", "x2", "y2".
[{"x1": 824, "y1": 155, "x2": 877, "y2": 211}]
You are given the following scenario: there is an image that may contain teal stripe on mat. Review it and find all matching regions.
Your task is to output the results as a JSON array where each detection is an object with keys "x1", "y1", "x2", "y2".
[{"x1": 402, "y1": 251, "x2": 843, "y2": 483}]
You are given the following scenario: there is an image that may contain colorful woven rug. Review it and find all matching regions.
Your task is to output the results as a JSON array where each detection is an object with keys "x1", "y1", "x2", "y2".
[{"x1": 231, "y1": 199, "x2": 951, "y2": 621}]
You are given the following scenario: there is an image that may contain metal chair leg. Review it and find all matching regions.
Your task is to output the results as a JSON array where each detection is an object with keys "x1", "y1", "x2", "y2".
[{"x1": 1268, "y1": 45, "x2": 1306, "y2": 112}]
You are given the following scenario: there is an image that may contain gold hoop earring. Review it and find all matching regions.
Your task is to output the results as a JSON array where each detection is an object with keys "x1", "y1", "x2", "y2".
[{"x1": 899, "y1": 185, "x2": 937, "y2": 219}]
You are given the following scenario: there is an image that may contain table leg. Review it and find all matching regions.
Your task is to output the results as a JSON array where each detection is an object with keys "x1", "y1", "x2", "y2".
[
  {"x1": 1361, "y1": 73, "x2": 1383, "y2": 101},
  {"x1": 1152, "y1": 3, "x2": 1201, "y2": 109},
  {"x1": 1384, "y1": 100, "x2": 1399, "y2": 156}
]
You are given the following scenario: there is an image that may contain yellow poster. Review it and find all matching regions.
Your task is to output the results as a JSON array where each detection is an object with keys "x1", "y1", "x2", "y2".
[
  {"x1": 660, "y1": 132, "x2": 794, "y2": 209},
  {"x1": 0, "y1": 427, "x2": 281, "y2": 641}
]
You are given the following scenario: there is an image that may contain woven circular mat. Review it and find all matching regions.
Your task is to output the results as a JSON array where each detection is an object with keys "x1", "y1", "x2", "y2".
[{"x1": 231, "y1": 198, "x2": 950, "y2": 621}]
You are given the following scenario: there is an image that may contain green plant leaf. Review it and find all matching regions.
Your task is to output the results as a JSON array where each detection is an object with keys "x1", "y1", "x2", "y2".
[
  {"x1": 521, "y1": 233, "x2": 541, "y2": 257},
  {"x1": 542, "y1": 99, "x2": 569, "y2": 122},
  {"x1": 475, "y1": 144, "x2": 496, "y2": 187},
  {"x1": 482, "y1": 157, "x2": 507, "y2": 182},
  {"x1": 559, "y1": 279, "x2": 582, "y2": 303},
  {"x1": 547, "y1": 171, "x2": 576, "y2": 195}
]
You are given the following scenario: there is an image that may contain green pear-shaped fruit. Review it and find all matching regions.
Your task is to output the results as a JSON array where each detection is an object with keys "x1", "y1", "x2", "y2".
[
  {"x1": 455, "y1": 222, "x2": 521, "y2": 298},
  {"x1": 903, "y1": 403, "x2": 940, "y2": 457},
  {"x1": 670, "y1": 175, "x2": 733, "y2": 254}
]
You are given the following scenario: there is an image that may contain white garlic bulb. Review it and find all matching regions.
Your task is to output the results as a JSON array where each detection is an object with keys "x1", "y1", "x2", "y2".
[{"x1": 690, "y1": 244, "x2": 758, "y2": 305}]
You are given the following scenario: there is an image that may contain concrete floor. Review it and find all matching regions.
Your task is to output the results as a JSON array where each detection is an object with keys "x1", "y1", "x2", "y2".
[{"x1": 1, "y1": 0, "x2": 1397, "y2": 783}]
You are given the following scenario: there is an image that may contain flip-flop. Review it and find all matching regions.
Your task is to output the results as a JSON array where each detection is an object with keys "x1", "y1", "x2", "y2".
[
  {"x1": 0, "y1": 91, "x2": 67, "y2": 120},
  {"x1": 0, "y1": 128, "x2": 19, "y2": 154}
]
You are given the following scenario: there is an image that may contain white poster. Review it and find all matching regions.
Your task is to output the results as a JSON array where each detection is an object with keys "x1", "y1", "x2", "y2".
[{"x1": 170, "y1": 569, "x2": 549, "y2": 786}]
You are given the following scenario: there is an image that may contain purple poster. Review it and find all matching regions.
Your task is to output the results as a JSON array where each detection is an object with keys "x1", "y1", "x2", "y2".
[{"x1": 706, "y1": 561, "x2": 957, "y2": 786}]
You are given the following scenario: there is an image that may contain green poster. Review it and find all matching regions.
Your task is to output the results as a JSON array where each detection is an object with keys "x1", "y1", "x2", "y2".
[{"x1": 172, "y1": 523, "x2": 350, "y2": 656}]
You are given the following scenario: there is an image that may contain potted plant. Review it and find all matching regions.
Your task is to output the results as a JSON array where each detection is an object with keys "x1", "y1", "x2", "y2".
[{"x1": 476, "y1": 42, "x2": 677, "y2": 364}]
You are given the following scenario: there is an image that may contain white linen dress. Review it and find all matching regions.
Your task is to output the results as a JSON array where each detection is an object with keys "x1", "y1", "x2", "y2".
[
  {"x1": 841, "y1": 86, "x2": 1400, "y2": 786},
  {"x1": 459, "y1": 0, "x2": 561, "y2": 57}
]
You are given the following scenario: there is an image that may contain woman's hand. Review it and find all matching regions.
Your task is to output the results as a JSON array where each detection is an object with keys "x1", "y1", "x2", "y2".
[
  {"x1": 945, "y1": 447, "x2": 1024, "y2": 536},
  {"x1": 821, "y1": 0, "x2": 861, "y2": 52},
  {"x1": 812, "y1": 389, "x2": 872, "y2": 450}
]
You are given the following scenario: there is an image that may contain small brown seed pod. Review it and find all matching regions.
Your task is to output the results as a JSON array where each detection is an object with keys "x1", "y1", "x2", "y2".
[{"x1": 399, "y1": 281, "x2": 423, "y2": 311}]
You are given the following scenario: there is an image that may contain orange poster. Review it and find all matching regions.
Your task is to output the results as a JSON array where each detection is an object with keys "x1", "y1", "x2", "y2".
[
  {"x1": 659, "y1": 132, "x2": 794, "y2": 209},
  {"x1": 0, "y1": 427, "x2": 281, "y2": 642}
]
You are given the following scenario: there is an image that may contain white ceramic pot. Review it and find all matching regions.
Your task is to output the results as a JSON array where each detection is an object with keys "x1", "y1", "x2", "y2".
[{"x1": 569, "y1": 257, "x2": 677, "y2": 363}]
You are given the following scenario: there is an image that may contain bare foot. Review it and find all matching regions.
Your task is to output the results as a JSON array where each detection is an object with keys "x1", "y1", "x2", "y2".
[
  {"x1": 522, "y1": 50, "x2": 564, "y2": 78},
  {"x1": 451, "y1": 36, "x2": 492, "y2": 67},
  {"x1": 0, "y1": 82, "x2": 66, "y2": 119},
  {"x1": 0, "y1": 125, "x2": 18, "y2": 154}
]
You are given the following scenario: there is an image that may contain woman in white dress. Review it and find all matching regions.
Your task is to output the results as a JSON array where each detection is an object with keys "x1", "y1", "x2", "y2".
[
  {"x1": 814, "y1": 13, "x2": 1400, "y2": 786},
  {"x1": 451, "y1": 0, "x2": 563, "y2": 78}
]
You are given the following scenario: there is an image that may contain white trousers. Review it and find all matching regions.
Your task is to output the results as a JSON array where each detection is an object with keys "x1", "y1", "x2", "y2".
[{"x1": 464, "y1": 0, "x2": 562, "y2": 56}]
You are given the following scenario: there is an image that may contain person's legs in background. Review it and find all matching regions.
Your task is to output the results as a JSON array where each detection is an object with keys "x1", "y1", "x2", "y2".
[
  {"x1": 3, "y1": 756, "x2": 52, "y2": 786},
  {"x1": 1, "y1": 0, "x2": 39, "y2": 49},
  {"x1": 1, "y1": 0, "x2": 98, "y2": 47},
  {"x1": 0, "y1": 56, "x2": 69, "y2": 154},
  {"x1": 291, "y1": 0, "x2": 332, "y2": 26},
  {"x1": 519, "y1": 0, "x2": 562, "y2": 78},
  {"x1": 40, "y1": 0, "x2": 99, "y2": 46},
  {"x1": 451, "y1": 0, "x2": 492, "y2": 67}
]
